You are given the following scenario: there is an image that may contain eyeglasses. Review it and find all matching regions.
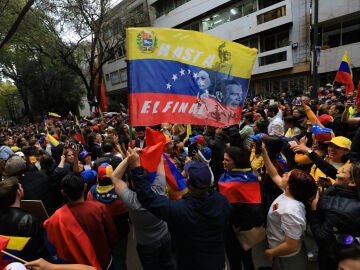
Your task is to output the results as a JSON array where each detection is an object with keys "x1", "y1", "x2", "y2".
[{"x1": 336, "y1": 234, "x2": 360, "y2": 245}]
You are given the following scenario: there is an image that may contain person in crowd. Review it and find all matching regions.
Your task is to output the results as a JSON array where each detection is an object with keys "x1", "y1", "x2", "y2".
[
  {"x1": 93, "y1": 141, "x2": 122, "y2": 172},
  {"x1": 0, "y1": 177, "x2": 50, "y2": 262},
  {"x1": 5, "y1": 155, "x2": 53, "y2": 214},
  {"x1": 0, "y1": 135, "x2": 14, "y2": 161},
  {"x1": 249, "y1": 133, "x2": 267, "y2": 179},
  {"x1": 307, "y1": 162, "x2": 360, "y2": 270},
  {"x1": 87, "y1": 132, "x2": 102, "y2": 161},
  {"x1": 329, "y1": 102, "x2": 350, "y2": 138},
  {"x1": 239, "y1": 112, "x2": 255, "y2": 151},
  {"x1": 203, "y1": 126, "x2": 226, "y2": 184},
  {"x1": 134, "y1": 126, "x2": 146, "y2": 149},
  {"x1": 262, "y1": 143, "x2": 318, "y2": 270},
  {"x1": 292, "y1": 107, "x2": 307, "y2": 130},
  {"x1": 284, "y1": 116, "x2": 301, "y2": 139},
  {"x1": 128, "y1": 147, "x2": 232, "y2": 270},
  {"x1": 336, "y1": 239, "x2": 360, "y2": 270},
  {"x1": 43, "y1": 173, "x2": 118, "y2": 269},
  {"x1": 111, "y1": 155, "x2": 177, "y2": 270},
  {"x1": 267, "y1": 104, "x2": 284, "y2": 136},
  {"x1": 292, "y1": 136, "x2": 351, "y2": 185},
  {"x1": 218, "y1": 146, "x2": 263, "y2": 270},
  {"x1": 87, "y1": 163, "x2": 129, "y2": 270}
]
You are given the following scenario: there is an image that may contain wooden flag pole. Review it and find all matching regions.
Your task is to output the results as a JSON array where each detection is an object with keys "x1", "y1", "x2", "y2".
[{"x1": 1, "y1": 250, "x2": 28, "y2": 264}]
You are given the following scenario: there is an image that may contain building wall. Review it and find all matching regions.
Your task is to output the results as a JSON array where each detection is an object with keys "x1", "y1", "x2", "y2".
[{"x1": 318, "y1": 0, "x2": 360, "y2": 23}]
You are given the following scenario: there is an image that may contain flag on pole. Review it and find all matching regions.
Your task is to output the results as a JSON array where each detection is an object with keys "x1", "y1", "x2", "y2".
[
  {"x1": 126, "y1": 28, "x2": 258, "y2": 127},
  {"x1": 48, "y1": 112, "x2": 61, "y2": 122},
  {"x1": 334, "y1": 51, "x2": 355, "y2": 96},
  {"x1": 74, "y1": 115, "x2": 86, "y2": 146},
  {"x1": 0, "y1": 235, "x2": 29, "y2": 268}
]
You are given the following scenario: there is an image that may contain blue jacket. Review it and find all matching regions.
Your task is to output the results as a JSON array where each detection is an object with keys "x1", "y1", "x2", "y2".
[{"x1": 132, "y1": 166, "x2": 232, "y2": 270}]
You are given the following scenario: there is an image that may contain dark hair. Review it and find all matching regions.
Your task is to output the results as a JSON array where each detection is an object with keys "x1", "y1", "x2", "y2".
[
  {"x1": 263, "y1": 135, "x2": 284, "y2": 160},
  {"x1": 332, "y1": 102, "x2": 345, "y2": 114},
  {"x1": 134, "y1": 126, "x2": 145, "y2": 132},
  {"x1": 101, "y1": 141, "x2": 113, "y2": 153},
  {"x1": 243, "y1": 112, "x2": 254, "y2": 123},
  {"x1": 224, "y1": 146, "x2": 251, "y2": 169},
  {"x1": 0, "y1": 177, "x2": 19, "y2": 208},
  {"x1": 284, "y1": 115, "x2": 296, "y2": 124},
  {"x1": 288, "y1": 169, "x2": 317, "y2": 207},
  {"x1": 61, "y1": 173, "x2": 84, "y2": 201},
  {"x1": 267, "y1": 104, "x2": 279, "y2": 115},
  {"x1": 336, "y1": 242, "x2": 360, "y2": 264}
]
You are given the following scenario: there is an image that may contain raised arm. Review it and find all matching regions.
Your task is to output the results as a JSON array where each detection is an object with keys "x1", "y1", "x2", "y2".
[{"x1": 261, "y1": 143, "x2": 284, "y2": 189}]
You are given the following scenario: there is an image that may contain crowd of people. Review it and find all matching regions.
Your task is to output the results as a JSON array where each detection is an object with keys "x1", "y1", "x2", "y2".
[{"x1": 0, "y1": 84, "x2": 360, "y2": 270}]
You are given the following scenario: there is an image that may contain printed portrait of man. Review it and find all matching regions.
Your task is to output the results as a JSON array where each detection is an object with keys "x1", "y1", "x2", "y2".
[{"x1": 196, "y1": 70, "x2": 212, "y2": 99}]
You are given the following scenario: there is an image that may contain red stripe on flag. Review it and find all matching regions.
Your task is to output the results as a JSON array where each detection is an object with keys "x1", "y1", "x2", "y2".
[{"x1": 218, "y1": 182, "x2": 261, "y2": 204}]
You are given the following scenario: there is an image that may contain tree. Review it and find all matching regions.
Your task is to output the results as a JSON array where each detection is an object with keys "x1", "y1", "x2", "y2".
[{"x1": 0, "y1": 0, "x2": 84, "y2": 121}]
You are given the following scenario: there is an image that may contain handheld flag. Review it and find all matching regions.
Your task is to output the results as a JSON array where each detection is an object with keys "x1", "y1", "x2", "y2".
[
  {"x1": 46, "y1": 133, "x2": 60, "y2": 147},
  {"x1": 356, "y1": 81, "x2": 360, "y2": 108},
  {"x1": 73, "y1": 114, "x2": 87, "y2": 146},
  {"x1": 334, "y1": 52, "x2": 355, "y2": 96},
  {"x1": 0, "y1": 235, "x2": 29, "y2": 268},
  {"x1": 48, "y1": 112, "x2": 61, "y2": 122},
  {"x1": 126, "y1": 28, "x2": 258, "y2": 127}
]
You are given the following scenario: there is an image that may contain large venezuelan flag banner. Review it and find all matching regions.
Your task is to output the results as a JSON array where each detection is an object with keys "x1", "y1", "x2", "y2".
[{"x1": 126, "y1": 28, "x2": 258, "y2": 127}]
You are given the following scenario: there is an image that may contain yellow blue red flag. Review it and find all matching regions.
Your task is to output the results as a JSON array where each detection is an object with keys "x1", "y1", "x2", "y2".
[
  {"x1": 0, "y1": 235, "x2": 30, "y2": 267},
  {"x1": 126, "y1": 28, "x2": 258, "y2": 127},
  {"x1": 48, "y1": 112, "x2": 61, "y2": 122},
  {"x1": 334, "y1": 51, "x2": 355, "y2": 96}
]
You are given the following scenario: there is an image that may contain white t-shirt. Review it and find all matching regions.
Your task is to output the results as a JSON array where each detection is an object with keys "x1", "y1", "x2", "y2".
[{"x1": 266, "y1": 193, "x2": 306, "y2": 257}]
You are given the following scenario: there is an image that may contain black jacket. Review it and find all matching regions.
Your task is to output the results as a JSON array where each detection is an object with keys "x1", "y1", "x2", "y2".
[
  {"x1": 132, "y1": 166, "x2": 232, "y2": 270},
  {"x1": 309, "y1": 185, "x2": 360, "y2": 270},
  {"x1": 0, "y1": 207, "x2": 50, "y2": 261}
]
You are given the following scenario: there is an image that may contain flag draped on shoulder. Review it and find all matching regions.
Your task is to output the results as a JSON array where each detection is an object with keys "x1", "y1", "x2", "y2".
[
  {"x1": 218, "y1": 169, "x2": 261, "y2": 204},
  {"x1": 334, "y1": 51, "x2": 355, "y2": 96},
  {"x1": 126, "y1": 28, "x2": 258, "y2": 127}
]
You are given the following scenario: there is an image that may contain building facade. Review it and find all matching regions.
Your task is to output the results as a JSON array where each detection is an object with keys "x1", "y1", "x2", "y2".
[{"x1": 102, "y1": 0, "x2": 360, "y2": 105}]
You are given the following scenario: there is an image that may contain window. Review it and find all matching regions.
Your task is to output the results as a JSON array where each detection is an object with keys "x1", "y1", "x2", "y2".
[
  {"x1": 110, "y1": 71, "x2": 120, "y2": 85},
  {"x1": 119, "y1": 69, "x2": 127, "y2": 82},
  {"x1": 198, "y1": 0, "x2": 257, "y2": 31},
  {"x1": 152, "y1": 0, "x2": 191, "y2": 18},
  {"x1": 321, "y1": 18, "x2": 360, "y2": 49},
  {"x1": 260, "y1": 30, "x2": 289, "y2": 52},
  {"x1": 259, "y1": 51, "x2": 286, "y2": 66},
  {"x1": 258, "y1": 0, "x2": 282, "y2": 9},
  {"x1": 237, "y1": 36, "x2": 259, "y2": 49},
  {"x1": 257, "y1": 6, "x2": 286, "y2": 24},
  {"x1": 105, "y1": 74, "x2": 110, "y2": 81}
]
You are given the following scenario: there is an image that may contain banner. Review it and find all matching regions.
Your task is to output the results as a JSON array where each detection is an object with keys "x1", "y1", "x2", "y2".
[{"x1": 126, "y1": 28, "x2": 258, "y2": 127}]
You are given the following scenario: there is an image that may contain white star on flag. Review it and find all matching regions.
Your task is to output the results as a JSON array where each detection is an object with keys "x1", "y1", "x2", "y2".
[
  {"x1": 193, "y1": 72, "x2": 198, "y2": 79},
  {"x1": 172, "y1": 74, "x2": 178, "y2": 81},
  {"x1": 180, "y1": 69, "x2": 185, "y2": 76},
  {"x1": 166, "y1": 83, "x2": 171, "y2": 90},
  {"x1": 188, "y1": 69, "x2": 191, "y2": 75}
]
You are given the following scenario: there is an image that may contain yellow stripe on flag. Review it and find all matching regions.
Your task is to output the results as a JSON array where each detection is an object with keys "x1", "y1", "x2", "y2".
[
  {"x1": 46, "y1": 133, "x2": 59, "y2": 147},
  {"x1": 0, "y1": 235, "x2": 30, "y2": 251}
]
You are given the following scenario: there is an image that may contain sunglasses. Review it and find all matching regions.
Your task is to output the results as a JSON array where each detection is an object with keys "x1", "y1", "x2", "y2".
[{"x1": 336, "y1": 234, "x2": 360, "y2": 245}]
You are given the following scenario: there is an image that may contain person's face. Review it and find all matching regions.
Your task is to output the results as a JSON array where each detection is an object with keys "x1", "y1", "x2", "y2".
[
  {"x1": 223, "y1": 153, "x2": 235, "y2": 171},
  {"x1": 164, "y1": 142, "x2": 173, "y2": 154},
  {"x1": 301, "y1": 96, "x2": 310, "y2": 105},
  {"x1": 136, "y1": 131, "x2": 145, "y2": 140},
  {"x1": 225, "y1": 84, "x2": 242, "y2": 106},
  {"x1": 329, "y1": 105, "x2": 337, "y2": 116},
  {"x1": 335, "y1": 164, "x2": 354, "y2": 188},
  {"x1": 338, "y1": 258, "x2": 360, "y2": 270},
  {"x1": 84, "y1": 155, "x2": 91, "y2": 164},
  {"x1": 7, "y1": 137, "x2": 13, "y2": 145},
  {"x1": 66, "y1": 150, "x2": 75, "y2": 163},
  {"x1": 95, "y1": 133, "x2": 102, "y2": 143},
  {"x1": 18, "y1": 183, "x2": 24, "y2": 199},
  {"x1": 292, "y1": 109, "x2": 301, "y2": 118},
  {"x1": 196, "y1": 71, "x2": 211, "y2": 91},
  {"x1": 78, "y1": 161, "x2": 84, "y2": 171},
  {"x1": 328, "y1": 143, "x2": 349, "y2": 162},
  {"x1": 267, "y1": 110, "x2": 275, "y2": 118}
]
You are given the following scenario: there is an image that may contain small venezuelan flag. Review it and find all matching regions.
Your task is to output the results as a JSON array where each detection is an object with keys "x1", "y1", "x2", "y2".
[{"x1": 334, "y1": 51, "x2": 355, "y2": 96}]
